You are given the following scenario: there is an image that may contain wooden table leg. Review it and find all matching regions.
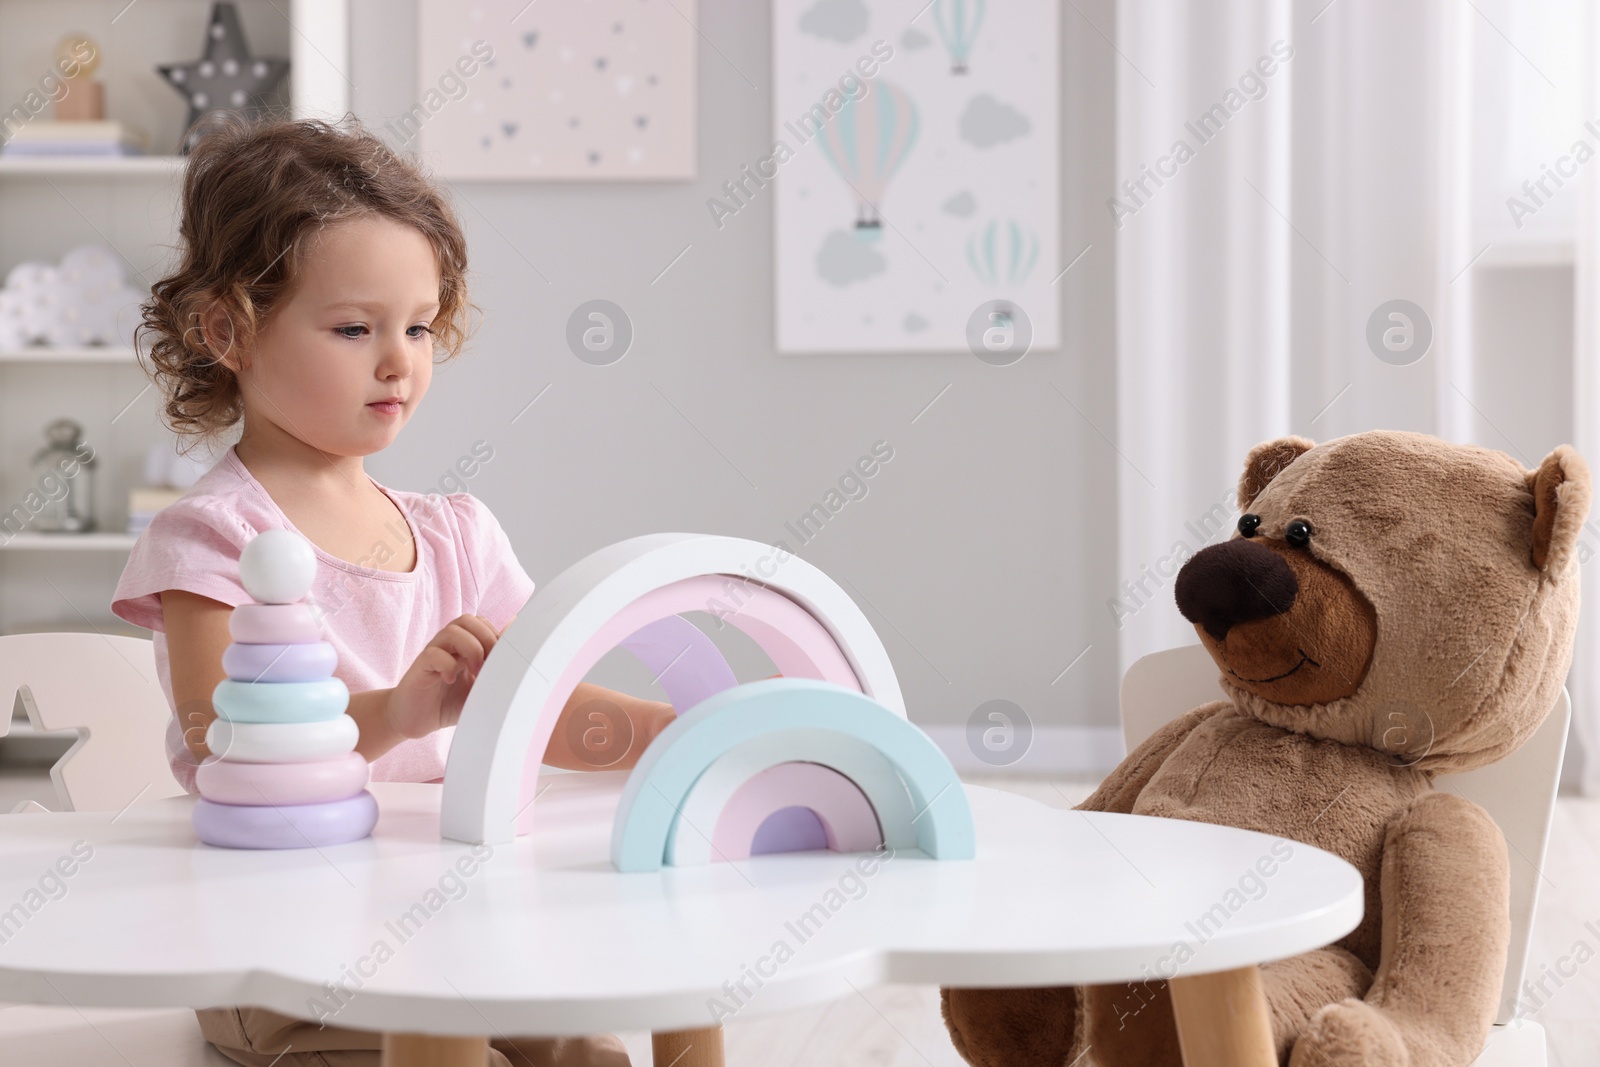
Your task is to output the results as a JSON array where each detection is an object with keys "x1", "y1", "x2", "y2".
[
  {"x1": 1168, "y1": 965, "x2": 1275, "y2": 1067},
  {"x1": 381, "y1": 1032, "x2": 490, "y2": 1067},
  {"x1": 652, "y1": 1025, "x2": 725, "y2": 1067}
]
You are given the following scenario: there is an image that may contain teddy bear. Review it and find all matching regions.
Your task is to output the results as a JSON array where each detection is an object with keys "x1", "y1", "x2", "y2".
[{"x1": 940, "y1": 429, "x2": 1591, "y2": 1066}]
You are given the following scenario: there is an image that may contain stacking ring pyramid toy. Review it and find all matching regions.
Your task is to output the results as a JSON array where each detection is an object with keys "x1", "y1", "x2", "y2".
[
  {"x1": 435, "y1": 533, "x2": 976, "y2": 872},
  {"x1": 191, "y1": 529, "x2": 379, "y2": 849}
]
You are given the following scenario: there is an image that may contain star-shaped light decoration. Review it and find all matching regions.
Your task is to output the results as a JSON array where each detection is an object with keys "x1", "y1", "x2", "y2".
[{"x1": 156, "y1": 2, "x2": 289, "y2": 154}]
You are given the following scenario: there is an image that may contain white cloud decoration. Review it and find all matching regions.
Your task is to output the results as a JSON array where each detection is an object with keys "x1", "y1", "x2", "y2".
[{"x1": 0, "y1": 244, "x2": 146, "y2": 351}]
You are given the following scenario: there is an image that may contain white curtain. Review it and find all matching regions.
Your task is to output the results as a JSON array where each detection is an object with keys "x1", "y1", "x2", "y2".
[
  {"x1": 1572, "y1": 1, "x2": 1600, "y2": 794},
  {"x1": 1113, "y1": 2, "x2": 1486, "y2": 698},
  {"x1": 1114, "y1": 0, "x2": 1293, "y2": 673}
]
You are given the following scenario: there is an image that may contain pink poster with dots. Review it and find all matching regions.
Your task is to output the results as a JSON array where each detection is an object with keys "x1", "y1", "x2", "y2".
[{"x1": 415, "y1": 0, "x2": 697, "y2": 180}]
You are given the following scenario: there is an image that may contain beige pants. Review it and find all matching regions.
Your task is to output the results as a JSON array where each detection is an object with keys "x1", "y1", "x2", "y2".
[{"x1": 195, "y1": 1005, "x2": 633, "y2": 1066}]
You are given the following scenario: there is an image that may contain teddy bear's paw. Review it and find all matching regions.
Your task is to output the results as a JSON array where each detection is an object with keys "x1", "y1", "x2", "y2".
[
  {"x1": 939, "y1": 985, "x2": 1077, "y2": 1067},
  {"x1": 1288, "y1": 999, "x2": 1409, "y2": 1067}
]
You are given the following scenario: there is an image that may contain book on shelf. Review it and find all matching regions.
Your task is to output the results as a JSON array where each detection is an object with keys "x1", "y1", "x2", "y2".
[
  {"x1": 127, "y1": 485, "x2": 186, "y2": 536},
  {"x1": 1, "y1": 120, "x2": 149, "y2": 158}
]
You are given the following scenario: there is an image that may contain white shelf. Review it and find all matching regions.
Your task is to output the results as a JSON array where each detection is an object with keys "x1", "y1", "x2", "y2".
[
  {"x1": 0, "y1": 156, "x2": 185, "y2": 179},
  {"x1": 0, "y1": 532, "x2": 139, "y2": 551},
  {"x1": 0, "y1": 347, "x2": 139, "y2": 363},
  {"x1": 1474, "y1": 239, "x2": 1575, "y2": 268},
  {"x1": 0, "y1": 0, "x2": 348, "y2": 632}
]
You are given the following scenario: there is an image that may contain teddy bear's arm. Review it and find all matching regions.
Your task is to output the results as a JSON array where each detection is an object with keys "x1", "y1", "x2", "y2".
[
  {"x1": 1075, "y1": 700, "x2": 1229, "y2": 814},
  {"x1": 1289, "y1": 791, "x2": 1510, "y2": 1067}
]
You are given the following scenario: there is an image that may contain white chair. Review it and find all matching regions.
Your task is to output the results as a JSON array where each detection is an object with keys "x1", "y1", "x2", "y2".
[
  {"x1": 1120, "y1": 644, "x2": 1560, "y2": 1067},
  {"x1": 0, "y1": 632, "x2": 232, "y2": 1066},
  {"x1": 0, "y1": 632, "x2": 186, "y2": 813}
]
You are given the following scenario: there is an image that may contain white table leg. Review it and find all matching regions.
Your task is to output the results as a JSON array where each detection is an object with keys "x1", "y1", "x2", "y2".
[
  {"x1": 381, "y1": 1032, "x2": 490, "y2": 1066},
  {"x1": 1168, "y1": 966, "x2": 1275, "y2": 1067},
  {"x1": 652, "y1": 1025, "x2": 725, "y2": 1067}
]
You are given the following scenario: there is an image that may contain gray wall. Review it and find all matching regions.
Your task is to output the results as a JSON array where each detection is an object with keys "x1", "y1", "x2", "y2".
[
  {"x1": 0, "y1": 4, "x2": 1582, "y2": 775},
  {"x1": 352, "y1": 0, "x2": 1123, "y2": 748}
]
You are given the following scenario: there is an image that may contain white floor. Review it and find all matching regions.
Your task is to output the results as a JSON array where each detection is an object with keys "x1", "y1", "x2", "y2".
[{"x1": 0, "y1": 769, "x2": 1595, "y2": 1066}]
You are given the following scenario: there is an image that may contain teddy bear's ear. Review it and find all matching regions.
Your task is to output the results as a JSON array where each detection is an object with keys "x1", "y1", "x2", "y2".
[
  {"x1": 1238, "y1": 436, "x2": 1316, "y2": 510},
  {"x1": 1528, "y1": 445, "x2": 1593, "y2": 573}
]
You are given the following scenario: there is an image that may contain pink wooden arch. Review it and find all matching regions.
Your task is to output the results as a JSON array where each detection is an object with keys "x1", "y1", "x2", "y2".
[
  {"x1": 710, "y1": 761, "x2": 883, "y2": 861},
  {"x1": 515, "y1": 575, "x2": 863, "y2": 835}
]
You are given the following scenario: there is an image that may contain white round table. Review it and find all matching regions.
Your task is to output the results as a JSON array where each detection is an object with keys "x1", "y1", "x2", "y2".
[{"x1": 0, "y1": 777, "x2": 1362, "y2": 1066}]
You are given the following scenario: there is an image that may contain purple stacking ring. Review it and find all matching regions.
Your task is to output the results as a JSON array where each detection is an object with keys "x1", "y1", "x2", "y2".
[
  {"x1": 192, "y1": 790, "x2": 379, "y2": 850},
  {"x1": 222, "y1": 641, "x2": 337, "y2": 683}
]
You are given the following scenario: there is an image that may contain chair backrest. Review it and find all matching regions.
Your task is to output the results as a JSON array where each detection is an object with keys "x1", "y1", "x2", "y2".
[
  {"x1": 1120, "y1": 643, "x2": 1567, "y2": 1027},
  {"x1": 0, "y1": 633, "x2": 184, "y2": 813}
]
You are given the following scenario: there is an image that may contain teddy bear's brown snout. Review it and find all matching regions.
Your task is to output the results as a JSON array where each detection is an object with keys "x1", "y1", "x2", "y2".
[
  {"x1": 1174, "y1": 538, "x2": 1297, "y2": 640},
  {"x1": 1176, "y1": 535, "x2": 1378, "y2": 706}
]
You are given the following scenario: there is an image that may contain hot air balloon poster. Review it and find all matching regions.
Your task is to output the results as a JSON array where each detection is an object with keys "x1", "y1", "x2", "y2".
[
  {"x1": 771, "y1": 0, "x2": 1059, "y2": 352},
  {"x1": 416, "y1": 0, "x2": 696, "y2": 180}
]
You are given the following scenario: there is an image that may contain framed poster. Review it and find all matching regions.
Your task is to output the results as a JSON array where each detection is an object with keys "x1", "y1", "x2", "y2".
[
  {"x1": 415, "y1": 0, "x2": 696, "y2": 180},
  {"x1": 770, "y1": 0, "x2": 1059, "y2": 352}
]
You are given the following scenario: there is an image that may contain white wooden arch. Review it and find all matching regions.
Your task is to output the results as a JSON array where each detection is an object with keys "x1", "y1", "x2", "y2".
[{"x1": 439, "y1": 533, "x2": 905, "y2": 845}]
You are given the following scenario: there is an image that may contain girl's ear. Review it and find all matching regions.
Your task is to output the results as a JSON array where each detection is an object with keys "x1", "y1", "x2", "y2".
[{"x1": 198, "y1": 301, "x2": 246, "y2": 373}]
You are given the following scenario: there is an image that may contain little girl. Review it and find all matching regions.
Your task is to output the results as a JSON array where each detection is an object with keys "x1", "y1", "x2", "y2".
[{"x1": 110, "y1": 113, "x2": 661, "y2": 1067}]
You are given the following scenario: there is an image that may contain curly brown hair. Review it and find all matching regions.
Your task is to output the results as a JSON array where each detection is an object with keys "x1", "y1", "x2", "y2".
[{"x1": 136, "y1": 111, "x2": 480, "y2": 453}]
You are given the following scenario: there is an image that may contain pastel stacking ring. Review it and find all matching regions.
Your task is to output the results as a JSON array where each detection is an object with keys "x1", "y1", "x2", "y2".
[
  {"x1": 206, "y1": 715, "x2": 359, "y2": 764},
  {"x1": 211, "y1": 677, "x2": 349, "y2": 724},
  {"x1": 222, "y1": 641, "x2": 337, "y2": 683},
  {"x1": 192, "y1": 790, "x2": 379, "y2": 850},
  {"x1": 230, "y1": 603, "x2": 321, "y2": 645},
  {"x1": 195, "y1": 752, "x2": 370, "y2": 807}
]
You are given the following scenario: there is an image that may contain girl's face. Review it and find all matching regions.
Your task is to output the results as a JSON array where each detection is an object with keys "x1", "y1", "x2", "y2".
[{"x1": 224, "y1": 214, "x2": 442, "y2": 458}]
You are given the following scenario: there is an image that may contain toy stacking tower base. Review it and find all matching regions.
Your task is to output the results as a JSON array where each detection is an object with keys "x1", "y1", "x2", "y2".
[{"x1": 193, "y1": 791, "x2": 379, "y2": 849}]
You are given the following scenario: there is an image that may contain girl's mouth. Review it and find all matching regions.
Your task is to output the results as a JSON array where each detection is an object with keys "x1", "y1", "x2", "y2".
[{"x1": 367, "y1": 401, "x2": 401, "y2": 416}]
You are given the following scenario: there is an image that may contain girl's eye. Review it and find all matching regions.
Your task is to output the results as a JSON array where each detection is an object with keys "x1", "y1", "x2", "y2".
[{"x1": 334, "y1": 325, "x2": 433, "y2": 339}]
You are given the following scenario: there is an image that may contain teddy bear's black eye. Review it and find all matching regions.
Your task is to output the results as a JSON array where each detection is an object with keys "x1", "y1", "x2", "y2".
[
  {"x1": 1285, "y1": 518, "x2": 1313, "y2": 548},
  {"x1": 1237, "y1": 513, "x2": 1262, "y2": 538}
]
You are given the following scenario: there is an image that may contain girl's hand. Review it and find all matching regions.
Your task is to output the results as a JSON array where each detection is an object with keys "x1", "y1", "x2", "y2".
[
  {"x1": 596, "y1": 698, "x2": 676, "y2": 771},
  {"x1": 553, "y1": 691, "x2": 678, "y2": 771},
  {"x1": 387, "y1": 613, "x2": 512, "y2": 741},
  {"x1": 627, "y1": 700, "x2": 679, "y2": 766}
]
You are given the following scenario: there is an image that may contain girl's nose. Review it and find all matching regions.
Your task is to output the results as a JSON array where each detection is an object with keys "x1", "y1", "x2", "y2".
[{"x1": 375, "y1": 330, "x2": 413, "y2": 376}]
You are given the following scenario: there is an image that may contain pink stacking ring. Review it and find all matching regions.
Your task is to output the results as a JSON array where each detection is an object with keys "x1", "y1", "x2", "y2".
[
  {"x1": 230, "y1": 603, "x2": 321, "y2": 645},
  {"x1": 192, "y1": 790, "x2": 379, "y2": 850},
  {"x1": 196, "y1": 752, "x2": 369, "y2": 806},
  {"x1": 222, "y1": 641, "x2": 337, "y2": 683}
]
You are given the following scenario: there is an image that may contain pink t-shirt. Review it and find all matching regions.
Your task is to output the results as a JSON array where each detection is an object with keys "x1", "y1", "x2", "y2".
[{"x1": 110, "y1": 444, "x2": 536, "y2": 795}]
